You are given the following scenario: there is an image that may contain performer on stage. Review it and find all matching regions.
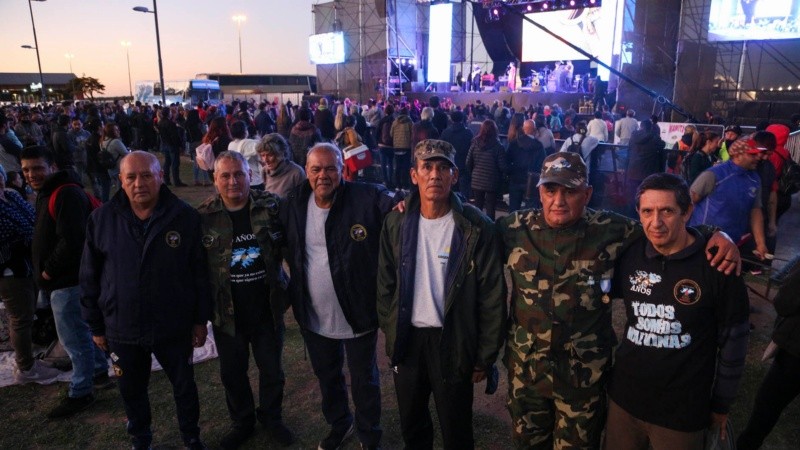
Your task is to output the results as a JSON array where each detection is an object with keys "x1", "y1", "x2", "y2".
[
  {"x1": 507, "y1": 62, "x2": 517, "y2": 92},
  {"x1": 471, "y1": 65, "x2": 482, "y2": 92}
]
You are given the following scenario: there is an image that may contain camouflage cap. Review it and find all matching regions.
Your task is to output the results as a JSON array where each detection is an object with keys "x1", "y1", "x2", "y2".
[
  {"x1": 414, "y1": 139, "x2": 456, "y2": 167},
  {"x1": 537, "y1": 151, "x2": 588, "y2": 188},
  {"x1": 728, "y1": 137, "x2": 768, "y2": 157}
]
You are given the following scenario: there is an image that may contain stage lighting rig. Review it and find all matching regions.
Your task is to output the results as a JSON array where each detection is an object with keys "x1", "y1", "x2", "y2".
[{"x1": 482, "y1": 0, "x2": 601, "y2": 14}]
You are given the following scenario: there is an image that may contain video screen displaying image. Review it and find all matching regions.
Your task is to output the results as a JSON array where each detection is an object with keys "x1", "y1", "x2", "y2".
[
  {"x1": 309, "y1": 32, "x2": 345, "y2": 65},
  {"x1": 709, "y1": 0, "x2": 800, "y2": 41}
]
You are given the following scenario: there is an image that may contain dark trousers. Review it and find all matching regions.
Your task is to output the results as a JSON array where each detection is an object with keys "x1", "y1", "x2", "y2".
[
  {"x1": 214, "y1": 322, "x2": 285, "y2": 431},
  {"x1": 394, "y1": 328, "x2": 475, "y2": 450},
  {"x1": 0, "y1": 276, "x2": 36, "y2": 370},
  {"x1": 161, "y1": 143, "x2": 182, "y2": 184},
  {"x1": 302, "y1": 330, "x2": 382, "y2": 446},
  {"x1": 109, "y1": 337, "x2": 201, "y2": 448},
  {"x1": 737, "y1": 349, "x2": 800, "y2": 449},
  {"x1": 394, "y1": 151, "x2": 411, "y2": 190},
  {"x1": 379, "y1": 147, "x2": 395, "y2": 189},
  {"x1": 472, "y1": 189, "x2": 497, "y2": 220}
]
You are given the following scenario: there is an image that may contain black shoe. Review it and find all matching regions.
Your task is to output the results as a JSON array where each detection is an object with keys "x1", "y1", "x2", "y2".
[
  {"x1": 318, "y1": 423, "x2": 354, "y2": 450},
  {"x1": 266, "y1": 422, "x2": 295, "y2": 447},
  {"x1": 175, "y1": 181, "x2": 188, "y2": 187},
  {"x1": 219, "y1": 428, "x2": 253, "y2": 450},
  {"x1": 47, "y1": 393, "x2": 95, "y2": 419},
  {"x1": 93, "y1": 372, "x2": 116, "y2": 390},
  {"x1": 185, "y1": 437, "x2": 208, "y2": 450}
]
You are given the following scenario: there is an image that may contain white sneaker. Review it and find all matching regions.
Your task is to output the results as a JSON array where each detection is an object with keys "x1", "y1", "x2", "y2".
[{"x1": 15, "y1": 360, "x2": 64, "y2": 384}]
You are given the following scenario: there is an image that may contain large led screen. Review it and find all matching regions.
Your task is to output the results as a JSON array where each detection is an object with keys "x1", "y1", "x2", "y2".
[
  {"x1": 309, "y1": 32, "x2": 345, "y2": 65},
  {"x1": 709, "y1": 0, "x2": 800, "y2": 41},
  {"x1": 521, "y1": 1, "x2": 621, "y2": 79},
  {"x1": 427, "y1": 3, "x2": 454, "y2": 83}
]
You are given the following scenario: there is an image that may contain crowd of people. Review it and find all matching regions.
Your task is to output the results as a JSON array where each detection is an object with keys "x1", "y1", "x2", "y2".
[{"x1": 1, "y1": 94, "x2": 799, "y2": 450}]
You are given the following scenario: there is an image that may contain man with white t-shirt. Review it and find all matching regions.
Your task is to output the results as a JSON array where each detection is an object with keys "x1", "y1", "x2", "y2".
[
  {"x1": 377, "y1": 139, "x2": 507, "y2": 449},
  {"x1": 279, "y1": 143, "x2": 398, "y2": 450}
]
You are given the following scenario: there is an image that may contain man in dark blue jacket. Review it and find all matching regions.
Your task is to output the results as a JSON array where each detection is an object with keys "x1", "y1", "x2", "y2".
[
  {"x1": 279, "y1": 143, "x2": 398, "y2": 450},
  {"x1": 80, "y1": 151, "x2": 211, "y2": 450}
]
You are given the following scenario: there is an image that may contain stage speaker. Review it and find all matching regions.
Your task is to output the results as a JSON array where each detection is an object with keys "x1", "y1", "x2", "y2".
[
  {"x1": 483, "y1": 86, "x2": 493, "y2": 92},
  {"x1": 450, "y1": 85, "x2": 461, "y2": 92}
]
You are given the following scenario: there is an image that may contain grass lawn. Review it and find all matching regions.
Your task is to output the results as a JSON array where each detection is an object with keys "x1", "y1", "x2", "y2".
[{"x1": 1, "y1": 155, "x2": 797, "y2": 449}]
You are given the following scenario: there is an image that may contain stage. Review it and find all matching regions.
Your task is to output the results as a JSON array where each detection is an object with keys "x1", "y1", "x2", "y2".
[{"x1": 403, "y1": 90, "x2": 592, "y2": 111}]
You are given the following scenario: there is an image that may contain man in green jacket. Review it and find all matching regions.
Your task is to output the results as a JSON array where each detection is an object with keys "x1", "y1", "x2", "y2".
[
  {"x1": 197, "y1": 151, "x2": 294, "y2": 449},
  {"x1": 377, "y1": 139, "x2": 507, "y2": 449}
]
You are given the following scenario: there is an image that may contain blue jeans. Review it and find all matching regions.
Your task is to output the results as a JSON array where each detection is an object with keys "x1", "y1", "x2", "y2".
[
  {"x1": 49, "y1": 285, "x2": 108, "y2": 398},
  {"x1": 161, "y1": 143, "x2": 181, "y2": 184}
]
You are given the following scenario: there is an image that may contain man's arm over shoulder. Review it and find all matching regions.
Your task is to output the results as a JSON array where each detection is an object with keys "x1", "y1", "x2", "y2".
[{"x1": 187, "y1": 208, "x2": 212, "y2": 326}]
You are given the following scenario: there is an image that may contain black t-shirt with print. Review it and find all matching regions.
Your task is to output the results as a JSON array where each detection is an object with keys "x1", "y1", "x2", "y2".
[
  {"x1": 228, "y1": 204, "x2": 270, "y2": 332},
  {"x1": 609, "y1": 229, "x2": 749, "y2": 432}
]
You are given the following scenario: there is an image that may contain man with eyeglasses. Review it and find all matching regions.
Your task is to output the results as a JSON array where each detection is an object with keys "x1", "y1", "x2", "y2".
[{"x1": 689, "y1": 137, "x2": 771, "y2": 260}]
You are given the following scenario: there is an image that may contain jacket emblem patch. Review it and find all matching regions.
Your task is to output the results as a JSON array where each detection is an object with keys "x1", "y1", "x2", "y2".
[
  {"x1": 165, "y1": 231, "x2": 181, "y2": 248},
  {"x1": 350, "y1": 224, "x2": 367, "y2": 241},
  {"x1": 201, "y1": 235, "x2": 215, "y2": 248}
]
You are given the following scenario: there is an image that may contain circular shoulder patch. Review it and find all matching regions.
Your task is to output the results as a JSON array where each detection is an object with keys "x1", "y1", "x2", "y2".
[
  {"x1": 350, "y1": 224, "x2": 368, "y2": 242},
  {"x1": 165, "y1": 231, "x2": 182, "y2": 248},
  {"x1": 201, "y1": 235, "x2": 215, "y2": 248},
  {"x1": 673, "y1": 279, "x2": 701, "y2": 305}
]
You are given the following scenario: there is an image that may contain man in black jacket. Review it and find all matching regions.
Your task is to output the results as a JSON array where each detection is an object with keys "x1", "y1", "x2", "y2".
[
  {"x1": 279, "y1": 143, "x2": 398, "y2": 450},
  {"x1": 21, "y1": 146, "x2": 109, "y2": 419},
  {"x1": 51, "y1": 114, "x2": 76, "y2": 171},
  {"x1": 80, "y1": 151, "x2": 211, "y2": 450}
]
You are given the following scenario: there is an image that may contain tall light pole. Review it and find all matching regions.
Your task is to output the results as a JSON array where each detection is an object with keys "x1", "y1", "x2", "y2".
[
  {"x1": 27, "y1": 0, "x2": 47, "y2": 104},
  {"x1": 133, "y1": 1, "x2": 166, "y2": 106},
  {"x1": 121, "y1": 41, "x2": 133, "y2": 99},
  {"x1": 64, "y1": 53, "x2": 74, "y2": 74},
  {"x1": 232, "y1": 14, "x2": 246, "y2": 73}
]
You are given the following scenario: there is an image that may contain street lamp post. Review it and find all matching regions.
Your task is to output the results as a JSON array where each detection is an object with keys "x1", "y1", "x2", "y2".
[
  {"x1": 121, "y1": 41, "x2": 133, "y2": 100},
  {"x1": 133, "y1": 1, "x2": 167, "y2": 106},
  {"x1": 232, "y1": 14, "x2": 246, "y2": 73},
  {"x1": 27, "y1": 0, "x2": 47, "y2": 104},
  {"x1": 64, "y1": 53, "x2": 74, "y2": 74}
]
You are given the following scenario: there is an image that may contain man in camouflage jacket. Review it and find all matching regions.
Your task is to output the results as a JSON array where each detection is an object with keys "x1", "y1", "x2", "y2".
[
  {"x1": 496, "y1": 152, "x2": 741, "y2": 449},
  {"x1": 197, "y1": 151, "x2": 294, "y2": 448}
]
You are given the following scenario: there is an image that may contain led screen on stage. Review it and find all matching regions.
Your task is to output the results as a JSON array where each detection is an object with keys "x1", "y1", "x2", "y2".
[
  {"x1": 427, "y1": 3, "x2": 454, "y2": 83},
  {"x1": 521, "y1": 1, "x2": 620, "y2": 79},
  {"x1": 708, "y1": 0, "x2": 800, "y2": 41},
  {"x1": 309, "y1": 32, "x2": 345, "y2": 65}
]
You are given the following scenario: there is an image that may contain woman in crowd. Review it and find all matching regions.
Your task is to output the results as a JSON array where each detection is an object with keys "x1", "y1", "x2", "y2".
[
  {"x1": 201, "y1": 117, "x2": 233, "y2": 177},
  {"x1": 506, "y1": 113, "x2": 546, "y2": 211},
  {"x1": 336, "y1": 127, "x2": 363, "y2": 182},
  {"x1": 534, "y1": 116, "x2": 556, "y2": 154},
  {"x1": 100, "y1": 123, "x2": 129, "y2": 182},
  {"x1": 685, "y1": 130, "x2": 720, "y2": 185},
  {"x1": 276, "y1": 104, "x2": 292, "y2": 139},
  {"x1": 334, "y1": 104, "x2": 348, "y2": 135},
  {"x1": 466, "y1": 119, "x2": 507, "y2": 219},
  {"x1": 256, "y1": 133, "x2": 306, "y2": 198}
]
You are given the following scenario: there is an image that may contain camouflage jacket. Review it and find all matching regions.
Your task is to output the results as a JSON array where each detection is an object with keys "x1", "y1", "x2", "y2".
[
  {"x1": 197, "y1": 191, "x2": 288, "y2": 337},
  {"x1": 497, "y1": 208, "x2": 640, "y2": 394}
]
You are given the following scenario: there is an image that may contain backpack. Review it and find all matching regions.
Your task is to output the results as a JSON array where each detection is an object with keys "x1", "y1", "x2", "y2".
[
  {"x1": 196, "y1": 142, "x2": 215, "y2": 171},
  {"x1": 48, "y1": 183, "x2": 102, "y2": 219},
  {"x1": 777, "y1": 152, "x2": 800, "y2": 196},
  {"x1": 680, "y1": 150, "x2": 696, "y2": 181},
  {"x1": 97, "y1": 138, "x2": 121, "y2": 169},
  {"x1": 566, "y1": 134, "x2": 586, "y2": 154}
]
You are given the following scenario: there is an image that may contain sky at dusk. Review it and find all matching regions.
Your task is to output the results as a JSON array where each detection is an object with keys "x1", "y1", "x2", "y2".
[{"x1": 0, "y1": 0, "x2": 319, "y2": 96}]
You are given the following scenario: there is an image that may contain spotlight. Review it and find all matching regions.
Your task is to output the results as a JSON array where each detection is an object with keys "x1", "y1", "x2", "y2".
[
  {"x1": 527, "y1": 5, "x2": 532, "y2": 11},
  {"x1": 492, "y1": 8, "x2": 499, "y2": 15},
  {"x1": 570, "y1": 0, "x2": 576, "y2": 6},
  {"x1": 543, "y1": 3, "x2": 548, "y2": 9},
  {"x1": 409, "y1": 58, "x2": 416, "y2": 65},
  {"x1": 395, "y1": 58, "x2": 401, "y2": 64}
]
